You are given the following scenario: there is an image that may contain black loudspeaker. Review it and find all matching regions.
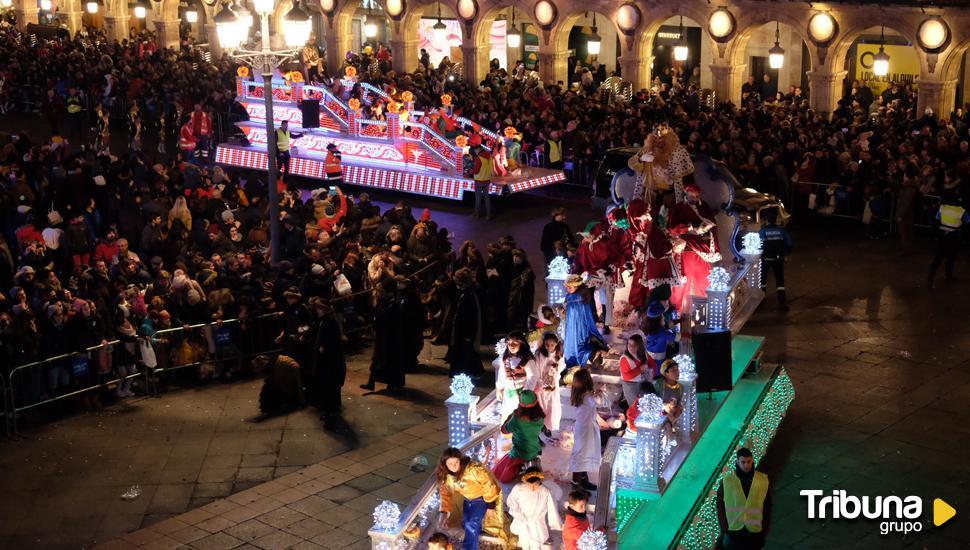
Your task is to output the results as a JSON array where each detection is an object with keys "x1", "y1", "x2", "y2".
[
  {"x1": 693, "y1": 329, "x2": 733, "y2": 393},
  {"x1": 299, "y1": 99, "x2": 320, "y2": 128}
]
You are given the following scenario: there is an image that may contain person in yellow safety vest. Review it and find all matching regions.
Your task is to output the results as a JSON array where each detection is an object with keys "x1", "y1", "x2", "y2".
[
  {"x1": 472, "y1": 146, "x2": 493, "y2": 220},
  {"x1": 716, "y1": 448, "x2": 771, "y2": 550},
  {"x1": 544, "y1": 130, "x2": 563, "y2": 170},
  {"x1": 65, "y1": 86, "x2": 85, "y2": 146},
  {"x1": 325, "y1": 142, "x2": 343, "y2": 187},
  {"x1": 275, "y1": 120, "x2": 302, "y2": 177},
  {"x1": 928, "y1": 191, "x2": 969, "y2": 287}
]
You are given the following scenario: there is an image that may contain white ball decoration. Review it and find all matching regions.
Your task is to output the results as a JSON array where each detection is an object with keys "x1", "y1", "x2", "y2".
[
  {"x1": 548, "y1": 256, "x2": 571, "y2": 279},
  {"x1": 577, "y1": 528, "x2": 609, "y2": 550},
  {"x1": 449, "y1": 373, "x2": 475, "y2": 403},
  {"x1": 495, "y1": 338, "x2": 508, "y2": 357},
  {"x1": 674, "y1": 353, "x2": 695, "y2": 378},
  {"x1": 637, "y1": 394, "x2": 665, "y2": 424},
  {"x1": 372, "y1": 500, "x2": 401, "y2": 532},
  {"x1": 741, "y1": 232, "x2": 763, "y2": 255},
  {"x1": 707, "y1": 267, "x2": 731, "y2": 292}
]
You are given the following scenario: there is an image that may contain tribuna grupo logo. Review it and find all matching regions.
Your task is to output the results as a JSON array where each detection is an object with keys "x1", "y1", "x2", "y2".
[{"x1": 801, "y1": 490, "x2": 957, "y2": 535}]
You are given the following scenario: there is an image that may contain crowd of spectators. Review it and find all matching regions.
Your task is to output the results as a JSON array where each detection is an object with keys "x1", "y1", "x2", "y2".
[{"x1": 1, "y1": 22, "x2": 969, "y2": 410}]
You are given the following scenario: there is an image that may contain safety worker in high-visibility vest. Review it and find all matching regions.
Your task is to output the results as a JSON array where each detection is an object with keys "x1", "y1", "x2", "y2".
[
  {"x1": 544, "y1": 130, "x2": 563, "y2": 170},
  {"x1": 471, "y1": 145, "x2": 493, "y2": 220},
  {"x1": 325, "y1": 142, "x2": 343, "y2": 186},
  {"x1": 275, "y1": 120, "x2": 302, "y2": 177},
  {"x1": 65, "y1": 86, "x2": 85, "y2": 146},
  {"x1": 716, "y1": 447, "x2": 772, "y2": 550},
  {"x1": 928, "y1": 191, "x2": 969, "y2": 287}
]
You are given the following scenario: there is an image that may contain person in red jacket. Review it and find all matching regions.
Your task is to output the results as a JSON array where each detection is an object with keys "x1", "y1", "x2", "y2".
[
  {"x1": 178, "y1": 120, "x2": 197, "y2": 154},
  {"x1": 562, "y1": 490, "x2": 591, "y2": 550},
  {"x1": 668, "y1": 184, "x2": 720, "y2": 310},
  {"x1": 188, "y1": 104, "x2": 212, "y2": 158}
]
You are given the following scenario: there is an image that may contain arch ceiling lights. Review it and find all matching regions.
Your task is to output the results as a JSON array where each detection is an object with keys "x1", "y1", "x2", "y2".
[{"x1": 456, "y1": 0, "x2": 477, "y2": 22}]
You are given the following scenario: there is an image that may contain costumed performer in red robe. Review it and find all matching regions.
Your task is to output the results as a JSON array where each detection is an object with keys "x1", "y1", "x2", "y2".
[{"x1": 668, "y1": 184, "x2": 721, "y2": 311}]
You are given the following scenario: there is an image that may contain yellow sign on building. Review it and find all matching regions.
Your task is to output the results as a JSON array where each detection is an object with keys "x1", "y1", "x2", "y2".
[{"x1": 855, "y1": 44, "x2": 920, "y2": 96}]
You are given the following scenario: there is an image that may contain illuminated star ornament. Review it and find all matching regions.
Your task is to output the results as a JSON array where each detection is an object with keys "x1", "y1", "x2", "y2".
[
  {"x1": 372, "y1": 500, "x2": 401, "y2": 532},
  {"x1": 741, "y1": 232, "x2": 763, "y2": 255},
  {"x1": 707, "y1": 267, "x2": 731, "y2": 292},
  {"x1": 449, "y1": 374, "x2": 474, "y2": 403},
  {"x1": 577, "y1": 528, "x2": 609, "y2": 550}
]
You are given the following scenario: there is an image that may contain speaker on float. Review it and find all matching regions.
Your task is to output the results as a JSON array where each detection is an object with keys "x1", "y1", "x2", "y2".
[
  {"x1": 299, "y1": 99, "x2": 320, "y2": 128},
  {"x1": 693, "y1": 328, "x2": 733, "y2": 393}
]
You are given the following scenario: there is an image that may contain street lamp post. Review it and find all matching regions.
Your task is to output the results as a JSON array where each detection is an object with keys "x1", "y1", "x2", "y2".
[{"x1": 215, "y1": 0, "x2": 310, "y2": 264}]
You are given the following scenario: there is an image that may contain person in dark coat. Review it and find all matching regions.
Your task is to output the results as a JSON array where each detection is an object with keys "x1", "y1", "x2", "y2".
[
  {"x1": 307, "y1": 297, "x2": 347, "y2": 430},
  {"x1": 258, "y1": 354, "x2": 305, "y2": 415},
  {"x1": 540, "y1": 208, "x2": 575, "y2": 264},
  {"x1": 361, "y1": 283, "x2": 405, "y2": 390},
  {"x1": 506, "y1": 249, "x2": 535, "y2": 332},
  {"x1": 425, "y1": 274, "x2": 457, "y2": 345},
  {"x1": 278, "y1": 286, "x2": 310, "y2": 361},
  {"x1": 398, "y1": 277, "x2": 426, "y2": 373},
  {"x1": 446, "y1": 268, "x2": 484, "y2": 378}
]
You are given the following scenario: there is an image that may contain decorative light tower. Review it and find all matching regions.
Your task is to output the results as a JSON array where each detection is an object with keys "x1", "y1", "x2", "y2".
[
  {"x1": 214, "y1": 0, "x2": 311, "y2": 264},
  {"x1": 674, "y1": 353, "x2": 698, "y2": 443},
  {"x1": 445, "y1": 374, "x2": 478, "y2": 447},
  {"x1": 633, "y1": 394, "x2": 666, "y2": 492},
  {"x1": 741, "y1": 232, "x2": 763, "y2": 291},
  {"x1": 706, "y1": 267, "x2": 731, "y2": 331}
]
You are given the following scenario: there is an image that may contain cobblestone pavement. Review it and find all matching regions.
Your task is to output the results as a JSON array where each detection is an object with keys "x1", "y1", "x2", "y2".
[{"x1": 1, "y1": 177, "x2": 969, "y2": 548}]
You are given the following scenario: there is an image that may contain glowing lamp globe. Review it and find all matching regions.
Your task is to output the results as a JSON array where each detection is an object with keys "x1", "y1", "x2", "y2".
[
  {"x1": 134, "y1": 5, "x2": 146, "y2": 18},
  {"x1": 432, "y1": 19, "x2": 447, "y2": 43},
  {"x1": 252, "y1": 0, "x2": 274, "y2": 16},
  {"x1": 708, "y1": 8, "x2": 734, "y2": 40},
  {"x1": 371, "y1": 500, "x2": 401, "y2": 532},
  {"x1": 741, "y1": 232, "x2": 763, "y2": 255},
  {"x1": 185, "y1": 9, "x2": 198, "y2": 23},
  {"x1": 450, "y1": 374, "x2": 475, "y2": 403},
  {"x1": 917, "y1": 18, "x2": 948, "y2": 51},
  {"x1": 587, "y1": 30, "x2": 601, "y2": 56},
  {"x1": 507, "y1": 27, "x2": 521, "y2": 48},
  {"x1": 86, "y1": 1, "x2": 98, "y2": 13},
  {"x1": 1, "y1": 0, "x2": 12, "y2": 8},
  {"x1": 707, "y1": 267, "x2": 731, "y2": 292},
  {"x1": 39, "y1": 0, "x2": 52, "y2": 10},
  {"x1": 808, "y1": 12, "x2": 836, "y2": 44},
  {"x1": 364, "y1": 19, "x2": 378, "y2": 38},
  {"x1": 768, "y1": 43, "x2": 785, "y2": 69},
  {"x1": 214, "y1": 5, "x2": 243, "y2": 50},
  {"x1": 872, "y1": 48, "x2": 890, "y2": 77},
  {"x1": 673, "y1": 43, "x2": 688, "y2": 62},
  {"x1": 283, "y1": 2, "x2": 312, "y2": 47}
]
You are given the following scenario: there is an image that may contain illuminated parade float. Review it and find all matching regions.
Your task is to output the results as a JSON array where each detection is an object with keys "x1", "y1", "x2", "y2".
[
  {"x1": 365, "y1": 141, "x2": 794, "y2": 549},
  {"x1": 216, "y1": 71, "x2": 566, "y2": 200}
]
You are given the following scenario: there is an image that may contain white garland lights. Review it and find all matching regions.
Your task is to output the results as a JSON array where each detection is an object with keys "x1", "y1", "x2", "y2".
[
  {"x1": 449, "y1": 373, "x2": 474, "y2": 403},
  {"x1": 372, "y1": 500, "x2": 401, "y2": 532},
  {"x1": 741, "y1": 232, "x2": 763, "y2": 255},
  {"x1": 577, "y1": 528, "x2": 609, "y2": 550},
  {"x1": 707, "y1": 267, "x2": 731, "y2": 292}
]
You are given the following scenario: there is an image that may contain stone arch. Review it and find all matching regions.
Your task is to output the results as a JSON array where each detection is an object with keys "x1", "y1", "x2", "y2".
[
  {"x1": 633, "y1": 4, "x2": 712, "y2": 91},
  {"x1": 550, "y1": 7, "x2": 621, "y2": 55},
  {"x1": 469, "y1": 3, "x2": 541, "y2": 71},
  {"x1": 159, "y1": 0, "x2": 179, "y2": 20},
  {"x1": 726, "y1": 12, "x2": 818, "y2": 71},
  {"x1": 937, "y1": 35, "x2": 970, "y2": 112},
  {"x1": 829, "y1": 17, "x2": 928, "y2": 77}
]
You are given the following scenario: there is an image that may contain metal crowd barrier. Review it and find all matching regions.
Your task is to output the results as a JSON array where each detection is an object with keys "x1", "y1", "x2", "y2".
[
  {"x1": 792, "y1": 181, "x2": 897, "y2": 232},
  {"x1": 4, "y1": 311, "x2": 286, "y2": 435},
  {"x1": 914, "y1": 193, "x2": 942, "y2": 229}
]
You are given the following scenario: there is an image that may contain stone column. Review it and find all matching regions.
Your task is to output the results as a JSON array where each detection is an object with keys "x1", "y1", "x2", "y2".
[
  {"x1": 104, "y1": 14, "x2": 131, "y2": 42},
  {"x1": 709, "y1": 62, "x2": 745, "y2": 105},
  {"x1": 63, "y1": 9, "x2": 85, "y2": 36},
  {"x1": 917, "y1": 78, "x2": 958, "y2": 119},
  {"x1": 539, "y1": 49, "x2": 569, "y2": 85},
  {"x1": 806, "y1": 70, "x2": 847, "y2": 117},
  {"x1": 618, "y1": 54, "x2": 652, "y2": 91},
  {"x1": 460, "y1": 43, "x2": 487, "y2": 84},
  {"x1": 154, "y1": 18, "x2": 181, "y2": 49},
  {"x1": 390, "y1": 37, "x2": 419, "y2": 74},
  {"x1": 14, "y1": 4, "x2": 40, "y2": 29},
  {"x1": 205, "y1": 23, "x2": 223, "y2": 59}
]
